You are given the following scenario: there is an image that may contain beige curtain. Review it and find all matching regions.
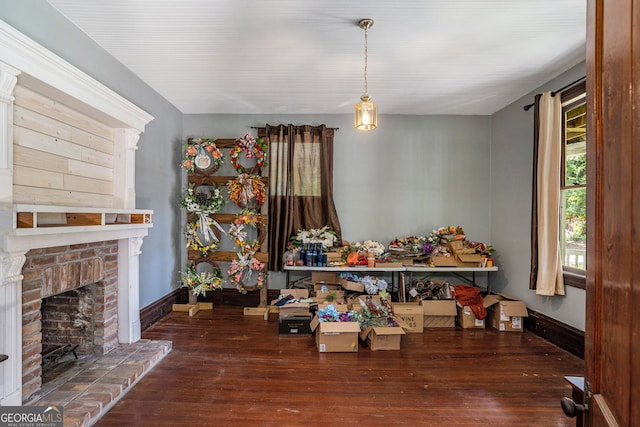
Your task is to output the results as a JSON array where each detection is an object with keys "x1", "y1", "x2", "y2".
[{"x1": 534, "y1": 92, "x2": 565, "y2": 296}]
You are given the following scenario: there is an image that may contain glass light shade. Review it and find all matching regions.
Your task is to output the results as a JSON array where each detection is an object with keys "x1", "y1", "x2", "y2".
[{"x1": 354, "y1": 99, "x2": 378, "y2": 131}]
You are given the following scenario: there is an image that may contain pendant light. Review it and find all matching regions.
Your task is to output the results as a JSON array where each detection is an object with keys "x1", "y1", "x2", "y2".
[{"x1": 354, "y1": 18, "x2": 378, "y2": 131}]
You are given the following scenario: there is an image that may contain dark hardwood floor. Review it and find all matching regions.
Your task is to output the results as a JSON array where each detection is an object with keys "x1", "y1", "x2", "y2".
[{"x1": 95, "y1": 305, "x2": 584, "y2": 426}]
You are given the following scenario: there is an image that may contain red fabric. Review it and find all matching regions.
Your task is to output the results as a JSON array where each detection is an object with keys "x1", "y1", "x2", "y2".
[{"x1": 453, "y1": 285, "x2": 486, "y2": 320}]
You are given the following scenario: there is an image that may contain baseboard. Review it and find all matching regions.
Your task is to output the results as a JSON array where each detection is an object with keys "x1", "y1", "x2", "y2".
[
  {"x1": 524, "y1": 308, "x2": 584, "y2": 359},
  {"x1": 140, "y1": 288, "x2": 182, "y2": 331}
]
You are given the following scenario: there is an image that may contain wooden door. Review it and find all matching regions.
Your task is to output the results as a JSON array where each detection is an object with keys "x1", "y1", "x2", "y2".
[{"x1": 585, "y1": 0, "x2": 640, "y2": 425}]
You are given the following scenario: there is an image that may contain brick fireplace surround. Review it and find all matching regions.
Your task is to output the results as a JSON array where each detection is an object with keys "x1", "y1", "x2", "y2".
[{"x1": 22, "y1": 241, "x2": 119, "y2": 403}]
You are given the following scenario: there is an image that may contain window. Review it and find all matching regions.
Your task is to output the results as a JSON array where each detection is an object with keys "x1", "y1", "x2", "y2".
[{"x1": 560, "y1": 82, "x2": 586, "y2": 288}]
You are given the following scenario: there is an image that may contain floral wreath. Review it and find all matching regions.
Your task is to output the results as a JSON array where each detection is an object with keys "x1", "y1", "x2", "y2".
[
  {"x1": 182, "y1": 138, "x2": 224, "y2": 173},
  {"x1": 185, "y1": 220, "x2": 221, "y2": 256},
  {"x1": 228, "y1": 209, "x2": 263, "y2": 254},
  {"x1": 227, "y1": 174, "x2": 266, "y2": 208},
  {"x1": 181, "y1": 184, "x2": 225, "y2": 214},
  {"x1": 230, "y1": 134, "x2": 267, "y2": 174},
  {"x1": 181, "y1": 263, "x2": 223, "y2": 297},
  {"x1": 227, "y1": 252, "x2": 267, "y2": 294}
]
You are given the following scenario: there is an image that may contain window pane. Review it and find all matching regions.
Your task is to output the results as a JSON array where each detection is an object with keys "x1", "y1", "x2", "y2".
[
  {"x1": 292, "y1": 142, "x2": 321, "y2": 196},
  {"x1": 560, "y1": 187, "x2": 586, "y2": 270},
  {"x1": 564, "y1": 103, "x2": 586, "y2": 186}
]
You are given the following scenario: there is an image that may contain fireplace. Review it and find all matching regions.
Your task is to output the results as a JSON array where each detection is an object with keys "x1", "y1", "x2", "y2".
[
  {"x1": 19, "y1": 241, "x2": 122, "y2": 403},
  {"x1": 0, "y1": 21, "x2": 154, "y2": 406}
]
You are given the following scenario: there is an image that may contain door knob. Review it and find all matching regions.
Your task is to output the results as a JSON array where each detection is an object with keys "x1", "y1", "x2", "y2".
[{"x1": 561, "y1": 396, "x2": 586, "y2": 418}]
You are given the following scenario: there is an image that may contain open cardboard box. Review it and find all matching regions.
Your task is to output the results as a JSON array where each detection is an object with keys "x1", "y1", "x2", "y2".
[
  {"x1": 485, "y1": 294, "x2": 529, "y2": 332},
  {"x1": 391, "y1": 302, "x2": 424, "y2": 333},
  {"x1": 339, "y1": 278, "x2": 365, "y2": 292},
  {"x1": 271, "y1": 288, "x2": 312, "y2": 316},
  {"x1": 347, "y1": 294, "x2": 381, "y2": 311},
  {"x1": 456, "y1": 294, "x2": 501, "y2": 329},
  {"x1": 359, "y1": 325, "x2": 405, "y2": 350},
  {"x1": 314, "y1": 289, "x2": 345, "y2": 304},
  {"x1": 310, "y1": 316, "x2": 360, "y2": 352},
  {"x1": 456, "y1": 253, "x2": 484, "y2": 267}
]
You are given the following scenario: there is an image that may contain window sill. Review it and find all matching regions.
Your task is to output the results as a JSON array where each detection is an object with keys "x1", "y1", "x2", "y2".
[{"x1": 563, "y1": 269, "x2": 586, "y2": 289}]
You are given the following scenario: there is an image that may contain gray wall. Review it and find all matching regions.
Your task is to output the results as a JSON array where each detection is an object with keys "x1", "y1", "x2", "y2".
[
  {"x1": 490, "y1": 62, "x2": 586, "y2": 331},
  {"x1": 0, "y1": 1, "x2": 184, "y2": 308},
  {"x1": 184, "y1": 114, "x2": 493, "y2": 289}
]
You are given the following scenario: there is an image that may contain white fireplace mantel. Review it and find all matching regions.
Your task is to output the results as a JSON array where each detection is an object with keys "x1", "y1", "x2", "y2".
[{"x1": 0, "y1": 20, "x2": 154, "y2": 406}]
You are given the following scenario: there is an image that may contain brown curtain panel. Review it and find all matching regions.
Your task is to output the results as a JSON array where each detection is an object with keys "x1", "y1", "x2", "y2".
[
  {"x1": 529, "y1": 93, "x2": 542, "y2": 289},
  {"x1": 258, "y1": 124, "x2": 342, "y2": 271}
]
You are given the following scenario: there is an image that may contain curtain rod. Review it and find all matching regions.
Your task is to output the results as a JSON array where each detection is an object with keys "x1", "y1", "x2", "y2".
[
  {"x1": 523, "y1": 76, "x2": 586, "y2": 111},
  {"x1": 250, "y1": 125, "x2": 339, "y2": 130}
]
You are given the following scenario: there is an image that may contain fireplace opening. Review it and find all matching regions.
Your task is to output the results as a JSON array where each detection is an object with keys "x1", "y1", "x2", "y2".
[{"x1": 40, "y1": 284, "x2": 99, "y2": 372}]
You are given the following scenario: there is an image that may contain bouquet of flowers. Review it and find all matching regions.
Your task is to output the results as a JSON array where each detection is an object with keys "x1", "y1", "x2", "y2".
[
  {"x1": 318, "y1": 304, "x2": 357, "y2": 322},
  {"x1": 353, "y1": 295, "x2": 399, "y2": 329},
  {"x1": 289, "y1": 226, "x2": 339, "y2": 250},
  {"x1": 351, "y1": 240, "x2": 386, "y2": 257},
  {"x1": 361, "y1": 275, "x2": 388, "y2": 295},
  {"x1": 436, "y1": 225, "x2": 466, "y2": 241}
]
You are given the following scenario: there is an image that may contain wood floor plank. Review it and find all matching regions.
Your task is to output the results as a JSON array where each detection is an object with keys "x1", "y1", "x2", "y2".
[{"x1": 95, "y1": 306, "x2": 583, "y2": 426}]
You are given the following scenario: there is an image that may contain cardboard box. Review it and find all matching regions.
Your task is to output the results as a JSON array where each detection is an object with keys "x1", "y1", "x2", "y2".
[
  {"x1": 279, "y1": 314, "x2": 312, "y2": 335},
  {"x1": 310, "y1": 316, "x2": 360, "y2": 352},
  {"x1": 421, "y1": 299, "x2": 457, "y2": 328},
  {"x1": 359, "y1": 326, "x2": 405, "y2": 350},
  {"x1": 485, "y1": 295, "x2": 529, "y2": 332},
  {"x1": 430, "y1": 256, "x2": 458, "y2": 267},
  {"x1": 313, "y1": 283, "x2": 342, "y2": 292},
  {"x1": 391, "y1": 302, "x2": 424, "y2": 333},
  {"x1": 456, "y1": 305, "x2": 485, "y2": 328},
  {"x1": 314, "y1": 289, "x2": 345, "y2": 304},
  {"x1": 317, "y1": 301, "x2": 349, "y2": 312},
  {"x1": 312, "y1": 272, "x2": 339, "y2": 285},
  {"x1": 325, "y1": 251, "x2": 343, "y2": 263},
  {"x1": 375, "y1": 262, "x2": 404, "y2": 268},
  {"x1": 339, "y1": 278, "x2": 365, "y2": 292},
  {"x1": 456, "y1": 253, "x2": 484, "y2": 267},
  {"x1": 271, "y1": 289, "x2": 311, "y2": 316}
]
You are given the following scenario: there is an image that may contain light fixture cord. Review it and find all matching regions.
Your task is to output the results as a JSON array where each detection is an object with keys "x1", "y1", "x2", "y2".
[{"x1": 363, "y1": 24, "x2": 369, "y2": 95}]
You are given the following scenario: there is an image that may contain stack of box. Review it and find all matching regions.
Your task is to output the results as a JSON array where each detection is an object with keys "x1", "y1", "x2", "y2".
[{"x1": 272, "y1": 289, "x2": 313, "y2": 335}]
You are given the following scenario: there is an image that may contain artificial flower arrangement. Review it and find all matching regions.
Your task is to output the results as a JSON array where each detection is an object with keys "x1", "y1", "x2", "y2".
[
  {"x1": 181, "y1": 184, "x2": 226, "y2": 214},
  {"x1": 467, "y1": 241, "x2": 495, "y2": 256},
  {"x1": 436, "y1": 225, "x2": 466, "y2": 241},
  {"x1": 351, "y1": 240, "x2": 386, "y2": 257},
  {"x1": 230, "y1": 133, "x2": 268, "y2": 174},
  {"x1": 227, "y1": 251, "x2": 267, "y2": 294},
  {"x1": 353, "y1": 291, "x2": 399, "y2": 329},
  {"x1": 361, "y1": 275, "x2": 388, "y2": 295},
  {"x1": 181, "y1": 263, "x2": 223, "y2": 297},
  {"x1": 318, "y1": 304, "x2": 357, "y2": 323},
  {"x1": 228, "y1": 209, "x2": 263, "y2": 254},
  {"x1": 388, "y1": 236, "x2": 429, "y2": 253},
  {"x1": 289, "y1": 226, "x2": 339, "y2": 250},
  {"x1": 184, "y1": 220, "x2": 221, "y2": 256},
  {"x1": 227, "y1": 174, "x2": 266, "y2": 208},
  {"x1": 182, "y1": 137, "x2": 224, "y2": 172}
]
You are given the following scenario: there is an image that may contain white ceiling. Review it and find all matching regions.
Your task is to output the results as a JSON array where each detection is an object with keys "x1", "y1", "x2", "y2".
[{"x1": 47, "y1": 0, "x2": 586, "y2": 115}]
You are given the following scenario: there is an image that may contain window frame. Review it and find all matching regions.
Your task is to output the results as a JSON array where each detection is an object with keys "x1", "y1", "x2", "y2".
[{"x1": 560, "y1": 81, "x2": 587, "y2": 289}]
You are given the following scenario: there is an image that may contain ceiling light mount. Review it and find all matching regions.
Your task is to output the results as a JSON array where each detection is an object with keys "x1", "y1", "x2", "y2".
[{"x1": 354, "y1": 18, "x2": 378, "y2": 131}]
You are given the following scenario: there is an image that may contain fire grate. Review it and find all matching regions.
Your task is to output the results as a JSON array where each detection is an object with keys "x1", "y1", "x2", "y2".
[{"x1": 41, "y1": 344, "x2": 79, "y2": 368}]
